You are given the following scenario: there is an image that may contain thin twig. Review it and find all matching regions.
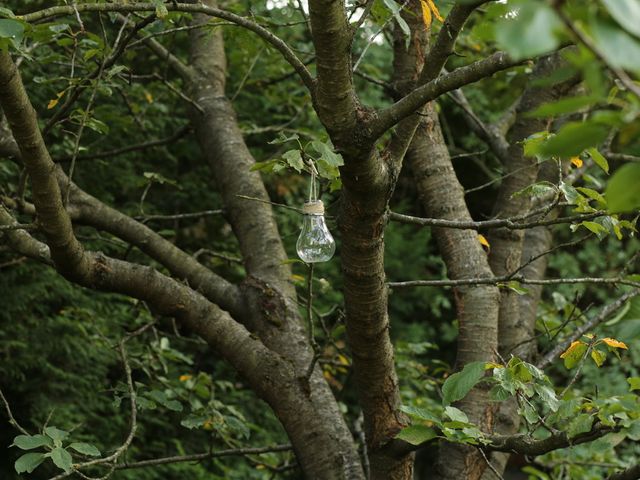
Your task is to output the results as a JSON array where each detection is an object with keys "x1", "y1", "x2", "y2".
[
  {"x1": 113, "y1": 444, "x2": 292, "y2": 470},
  {"x1": 0, "y1": 387, "x2": 30, "y2": 435},
  {"x1": 136, "y1": 209, "x2": 223, "y2": 222},
  {"x1": 537, "y1": 289, "x2": 640, "y2": 369},
  {"x1": 478, "y1": 448, "x2": 505, "y2": 480},
  {"x1": 236, "y1": 194, "x2": 302, "y2": 213},
  {"x1": 388, "y1": 210, "x2": 607, "y2": 231},
  {"x1": 388, "y1": 275, "x2": 640, "y2": 290},
  {"x1": 55, "y1": 125, "x2": 191, "y2": 162}
]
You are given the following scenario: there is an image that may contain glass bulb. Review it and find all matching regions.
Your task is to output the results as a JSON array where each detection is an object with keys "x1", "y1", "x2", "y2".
[{"x1": 296, "y1": 200, "x2": 336, "y2": 263}]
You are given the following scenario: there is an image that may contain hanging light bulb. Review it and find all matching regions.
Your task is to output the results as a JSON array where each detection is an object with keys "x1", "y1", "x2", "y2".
[{"x1": 296, "y1": 200, "x2": 336, "y2": 263}]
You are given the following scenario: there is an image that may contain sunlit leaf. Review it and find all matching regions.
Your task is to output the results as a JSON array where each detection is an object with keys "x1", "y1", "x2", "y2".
[
  {"x1": 588, "y1": 148, "x2": 609, "y2": 174},
  {"x1": 477, "y1": 234, "x2": 490, "y2": 250},
  {"x1": 420, "y1": 0, "x2": 432, "y2": 26},
  {"x1": 601, "y1": 337, "x2": 628, "y2": 349},
  {"x1": 590, "y1": 349, "x2": 606, "y2": 367},
  {"x1": 559, "y1": 340, "x2": 588, "y2": 369}
]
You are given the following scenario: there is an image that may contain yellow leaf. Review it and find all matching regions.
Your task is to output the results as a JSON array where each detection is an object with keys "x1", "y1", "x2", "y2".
[
  {"x1": 291, "y1": 274, "x2": 305, "y2": 283},
  {"x1": 602, "y1": 337, "x2": 628, "y2": 349},
  {"x1": 426, "y1": 0, "x2": 444, "y2": 22},
  {"x1": 47, "y1": 91, "x2": 65, "y2": 110},
  {"x1": 485, "y1": 362, "x2": 504, "y2": 370},
  {"x1": 420, "y1": 0, "x2": 432, "y2": 27},
  {"x1": 202, "y1": 419, "x2": 214, "y2": 431},
  {"x1": 144, "y1": 91, "x2": 153, "y2": 103},
  {"x1": 337, "y1": 354, "x2": 350, "y2": 366},
  {"x1": 477, "y1": 234, "x2": 490, "y2": 250},
  {"x1": 571, "y1": 156, "x2": 583, "y2": 168},
  {"x1": 179, "y1": 374, "x2": 192, "y2": 382},
  {"x1": 560, "y1": 340, "x2": 587, "y2": 358}
]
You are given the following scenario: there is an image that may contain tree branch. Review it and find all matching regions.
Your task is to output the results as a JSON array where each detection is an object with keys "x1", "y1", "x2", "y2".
[
  {"x1": 307, "y1": 0, "x2": 358, "y2": 137},
  {"x1": 537, "y1": 289, "x2": 640, "y2": 369},
  {"x1": 487, "y1": 422, "x2": 617, "y2": 456},
  {"x1": 370, "y1": 52, "x2": 523, "y2": 140},
  {"x1": 388, "y1": 210, "x2": 607, "y2": 231},
  {"x1": 113, "y1": 444, "x2": 293, "y2": 470},
  {"x1": 54, "y1": 125, "x2": 191, "y2": 162},
  {"x1": 388, "y1": 275, "x2": 640, "y2": 290},
  {"x1": 19, "y1": 2, "x2": 315, "y2": 93}
]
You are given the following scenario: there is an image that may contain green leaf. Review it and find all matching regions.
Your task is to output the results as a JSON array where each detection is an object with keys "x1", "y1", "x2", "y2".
[
  {"x1": 627, "y1": 377, "x2": 640, "y2": 391},
  {"x1": 44, "y1": 426, "x2": 69, "y2": 443},
  {"x1": 68, "y1": 442, "x2": 101, "y2": 457},
  {"x1": 489, "y1": 384, "x2": 512, "y2": 401},
  {"x1": 12, "y1": 434, "x2": 51, "y2": 450},
  {"x1": 568, "y1": 413, "x2": 594, "y2": 438},
  {"x1": 282, "y1": 150, "x2": 304, "y2": 173},
  {"x1": 533, "y1": 384, "x2": 559, "y2": 412},
  {"x1": 592, "y1": 19, "x2": 640, "y2": 72},
  {"x1": 152, "y1": 0, "x2": 169, "y2": 19},
  {"x1": 180, "y1": 414, "x2": 208, "y2": 429},
  {"x1": 602, "y1": 0, "x2": 640, "y2": 38},
  {"x1": 527, "y1": 95, "x2": 599, "y2": 118},
  {"x1": 537, "y1": 122, "x2": 610, "y2": 158},
  {"x1": 268, "y1": 132, "x2": 299, "y2": 145},
  {"x1": 500, "y1": 281, "x2": 530, "y2": 296},
  {"x1": 0, "y1": 7, "x2": 16, "y2": 18},
  {"x1": 250, "y1": 159, "x2": 278, "y2": 172},
  {"x1": 395, "y1": 425, "x2": 438, "y2": 445},
  {"x1": 0, "y1": 18, "x2": 24, "y2": 47},
  {"x1": 605, "y1": 163, "x2": 640, "y2": 212},
  {"x1": 576, "y1": 187, "x2": 605, "y2": 204},
  {"x1": 50, "y1": 447, "x2": 73, "y2": 473},
  {"x1": 560, "y1": 341, "x2": 588, "y2": 369},
  {"x1": 521, "y1": 402, "x2": 538, "y2": 424},
  {"x1": 310, "y1": 140, "x2": 344, "y2": 181},
  {"x1": 581, "y1": 221, "x2": 608, "y2": 236},
  {"x1": 559, "y1": 182, "x2": 581, "y2": 205},
  {"x1": 400, "y1": 405, "x2": 439, "y2": 422},
  {"x1": 591, "y1": 349, "x2": 607, "y2": 367},
  {"x1": 14, "y1": 453, "x2": 45, "y2": 474},
  {"x1": 401, "y1": 405, "x2": 441, "y2": 424},
  {"x1": 588, "y1": 148, "x2": 609, "y2": 174},
  {"x1": 441, "y1": 361, "x2": 486, "y2": 405},
  {"x1": 591, "y1": 20, "x2": 640, "y2": 71},
  {"x1": 511, "y1": 181, "x2": 556, "y2": 199},
  {"x1": 494, "y1": 2, "x2": 562, "y2": 59},
  {"x1": 382, "y1": 0, "x2": 411, "y2": 41},
  {"x1": 444, "y1": 406, "x2": 469, "y2": 423}
]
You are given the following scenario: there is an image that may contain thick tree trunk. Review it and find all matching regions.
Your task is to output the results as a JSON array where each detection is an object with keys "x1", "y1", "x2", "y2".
[
  {"x1": 185, "y1": 7, "x2": 366, "y2": 479},
  {"x1": 481, "y1": 53, "x2": 578, "y2": 480},
  {"x1": 407, "y1": 105, "x2": 500, "y2": 480}
]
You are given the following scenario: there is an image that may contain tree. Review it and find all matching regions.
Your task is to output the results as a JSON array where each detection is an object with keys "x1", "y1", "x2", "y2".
[{"x1": 1, "y1": 1, "x2": 639, "y2": 479}]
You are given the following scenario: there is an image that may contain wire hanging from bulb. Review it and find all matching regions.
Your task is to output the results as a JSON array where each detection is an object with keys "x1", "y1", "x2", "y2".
[{"x1": 308, "y1": 160, "x2": 318, "y2": 202}]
